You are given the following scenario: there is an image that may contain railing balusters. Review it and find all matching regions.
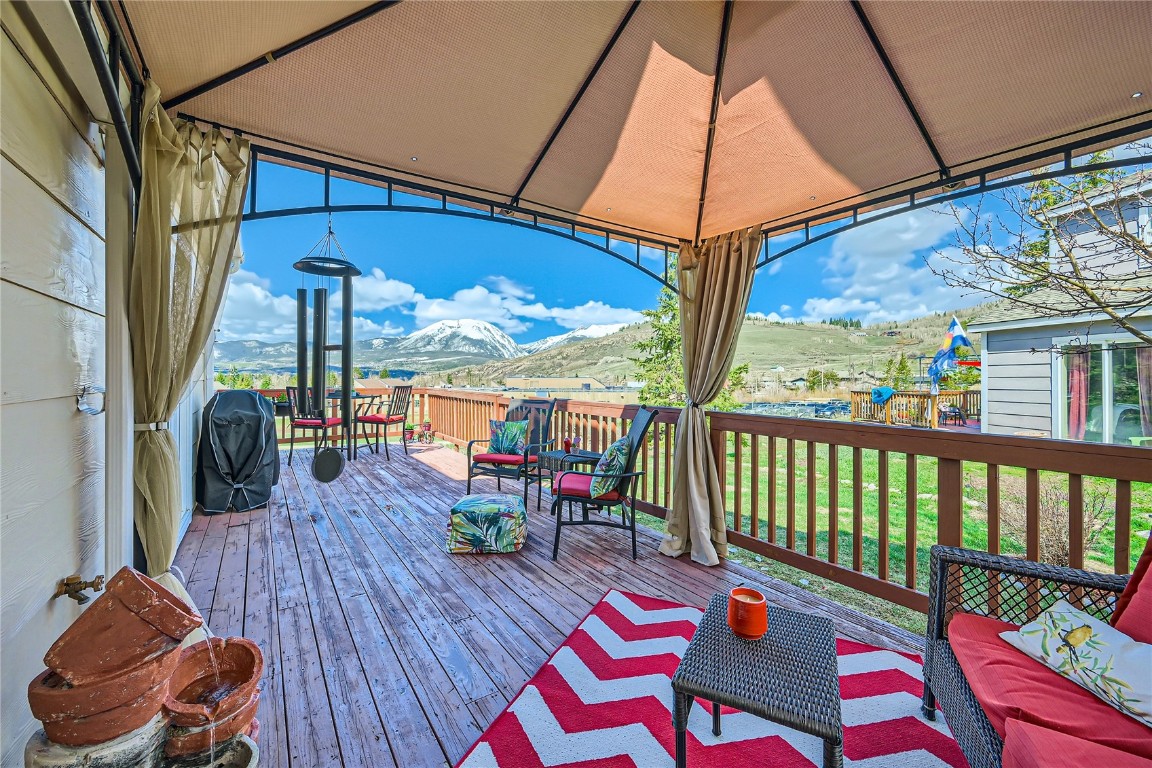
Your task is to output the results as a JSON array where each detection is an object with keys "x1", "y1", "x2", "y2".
[
  {"x1": 1068, "y1": 473, "x2": 1084, "y2": 569},
  {"x1": 937, "y1": 458, "x2": 964, "y2": 548},
  {"x1": 905, "y1": 454, "x2": 917, "y2": 589},
  {"x1": 750, "y1": 435, "x2": 760, "y2": 539},
  {"x1": 986, "y1": 464, "x2": 1000, "y2": 555},
  {"x1": 1116, "y1": 479, "x2": 1132, "y2": 575},
  {"x1": 733, "y1": 432, "x2": 744, "y2": 534},
  {"x1": 852, "y1": 447, "x2": 863, "y2": 571},
  {"x1": 827, "y1": 444, "x2": 838, "y2": 565},
  {"x1": 786, "y1": 439, "x2": 797, "y2": 550},
  {"x1": 1024, "y1": 468, "x2": 1040, "y2": 561},
  {"x1": 766, "y1": 435, "x2": 777, "y2": 544},
  {"x1": 878, "y1": 449, "x2": 889, "y2": 581},
  {"x1": 806, "y1": 441, "x2": 817, "y2": 557}
]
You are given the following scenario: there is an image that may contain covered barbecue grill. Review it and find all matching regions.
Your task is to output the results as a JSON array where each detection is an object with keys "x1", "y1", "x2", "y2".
[{"x1": 195, "y1": 390, "x2": 280, "y2": 513}]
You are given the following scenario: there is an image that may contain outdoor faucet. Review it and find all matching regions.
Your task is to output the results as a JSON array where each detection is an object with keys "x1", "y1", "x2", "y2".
[{"x1": 54, "y1": 574, "x2": 105, "y2": 605}]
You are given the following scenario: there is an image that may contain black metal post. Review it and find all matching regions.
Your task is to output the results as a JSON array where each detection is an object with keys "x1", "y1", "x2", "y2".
[
  {"x1": 296, "y1": 288, "x2": 310, "y2": 413},
  {"x1": 341, "y1": 275, "x2": 354, "y2": 459},
  {"x1": 311, "y1": 287, "x2": 327, "y2": 418}
]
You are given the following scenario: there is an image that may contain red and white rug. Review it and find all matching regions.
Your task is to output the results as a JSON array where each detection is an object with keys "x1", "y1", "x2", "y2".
[{"x1": 457, "y1": 590, "x2": 968, "y2": 768}]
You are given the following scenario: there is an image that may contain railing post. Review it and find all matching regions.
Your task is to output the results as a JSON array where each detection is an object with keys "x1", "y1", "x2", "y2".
[
  {"x1": 937, "y1": 457, "x2": 963, "y2": 547},
  {"x1": 884, "y1": 400, "x2": 892, "y2": 425}
]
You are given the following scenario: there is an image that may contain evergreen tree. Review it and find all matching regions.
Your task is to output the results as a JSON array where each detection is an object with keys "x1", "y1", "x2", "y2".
[{"x1": 893, "y1": 353, "x2": 914, "y2": 390}]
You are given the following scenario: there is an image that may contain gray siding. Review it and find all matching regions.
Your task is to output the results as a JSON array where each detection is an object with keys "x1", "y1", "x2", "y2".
[{"x1": 982, "y1": 317, "x2": 1152, "y2": 438}]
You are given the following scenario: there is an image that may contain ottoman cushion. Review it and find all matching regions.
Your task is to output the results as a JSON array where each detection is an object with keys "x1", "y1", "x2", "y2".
[{"x1": 447, "y1": 494, "x2": 527, "y2": 554}]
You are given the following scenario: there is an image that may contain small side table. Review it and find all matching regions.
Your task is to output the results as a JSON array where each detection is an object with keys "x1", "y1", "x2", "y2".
[
  {"x1": 537, "y1": 448, "x2": 601, "y2": 473},
  {"x1": 671, "y1": 593, "x2": 844, "y2": 767}
]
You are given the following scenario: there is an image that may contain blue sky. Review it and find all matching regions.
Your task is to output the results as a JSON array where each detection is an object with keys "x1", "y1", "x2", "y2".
[{"x1": 220, "y1": 161, "x2": 994, "y2": 344}]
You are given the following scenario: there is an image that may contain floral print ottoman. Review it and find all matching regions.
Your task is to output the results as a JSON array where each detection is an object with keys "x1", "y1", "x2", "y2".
[{"x1": 446, "y1": 494, "x2": 527, "y2": 554}]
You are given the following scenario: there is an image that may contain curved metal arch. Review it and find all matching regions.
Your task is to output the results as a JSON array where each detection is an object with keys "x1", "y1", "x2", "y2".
[
  {"x1": 241, "y1": 145, "x2": 679, "y2": 292},
  {"x1": 756, "y1": 140, "x2": 1152, "y2": 270}
]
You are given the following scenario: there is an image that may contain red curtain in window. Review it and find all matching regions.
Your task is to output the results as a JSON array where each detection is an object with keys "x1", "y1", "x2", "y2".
[
  {"x1": 1137, "y1": 346, "x2": 1152, "y2": 438},
  {"x1": 1067, "y1": 351, "x2": 1089, "y2": 440}
]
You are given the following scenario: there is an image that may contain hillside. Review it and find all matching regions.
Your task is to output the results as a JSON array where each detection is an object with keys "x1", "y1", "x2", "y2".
[{"x1": 416, "y1": 305, "x2": 990, "y2": 388}]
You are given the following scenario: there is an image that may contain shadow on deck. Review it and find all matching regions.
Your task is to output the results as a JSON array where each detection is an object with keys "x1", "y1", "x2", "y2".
[{"x1": 174, "y1": 443, "x2": 921, "y2": 768}]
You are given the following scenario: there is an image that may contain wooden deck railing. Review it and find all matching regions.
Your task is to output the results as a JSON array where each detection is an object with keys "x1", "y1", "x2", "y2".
[
  {"x1": 234, "y1": 387, "x2": 1146, "y2": 614},
  {"x1": 850, "y1": 389, "x2": 981, "y2": 427}
]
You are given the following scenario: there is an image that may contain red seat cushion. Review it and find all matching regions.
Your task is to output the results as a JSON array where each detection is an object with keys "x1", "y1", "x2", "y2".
[
  {"x1": 472, "y1": 453, "x2": 537, "y2": 466},
  {"x1": 1113, "y1": 536, "x2": 1152, "y2": 642},
  {"x1": 553, "y1": 472, "x2": 621, "y2": 502},
  {"x1": 358, "y1": 413, "x2": 405, "y2": 425},
  {"x1": 948, "y1": 613, "x2": 1152, "y2": 758},
  {"x1": 293, "y1": 417, "x2": 341, "y2": 427},
  {"x1": 1003, "y1": 719, "x2": 1152, "y2": 768}
]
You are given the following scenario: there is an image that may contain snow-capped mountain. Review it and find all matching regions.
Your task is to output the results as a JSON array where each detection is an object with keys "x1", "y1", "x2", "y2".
[
  {"x1": 520, "y1": 323, "x2": 628, "y2": 354},
  {"x1": 395, "y1": 319, "x2": 524, "y2": 359}
]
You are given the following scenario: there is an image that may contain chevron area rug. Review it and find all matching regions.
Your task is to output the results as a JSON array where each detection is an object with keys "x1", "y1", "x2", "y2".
[{"x1": 457, "y1": 590, "x2": 968, "y2": 768}]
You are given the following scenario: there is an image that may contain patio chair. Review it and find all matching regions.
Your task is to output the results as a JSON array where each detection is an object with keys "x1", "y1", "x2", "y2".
[
  {"x1": 285, "y1": 387, "x2": 342, "y2": 466},
  {"x1": 466, "y1": 398, "x2": 556, "y2": 508},
  {"x1": 356, "y1": 385, "x2": 413, "y2": 460},
  {"x1": 550, "y1": 405, "x2": 657, "y2": 561}
]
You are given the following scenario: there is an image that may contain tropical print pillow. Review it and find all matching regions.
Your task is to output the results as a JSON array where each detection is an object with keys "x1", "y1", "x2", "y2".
[
  {"x1": 589, "y1": 436, "x2": 630, "y2": 498},
  {"x1": 446, "y1": 494, "x2": 527, "y2": 554},
  {"x1": 1000, "y1": 599, "x2": 1152, "y2": 726},
  {"x1": 489, "y1": 419, "x2": 529, "y2": 455}
]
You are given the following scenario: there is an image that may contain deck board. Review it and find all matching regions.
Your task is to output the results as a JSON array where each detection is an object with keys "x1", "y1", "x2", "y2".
[{"x1": 175, "y1": 443, "x2": 922, "y2": 768}]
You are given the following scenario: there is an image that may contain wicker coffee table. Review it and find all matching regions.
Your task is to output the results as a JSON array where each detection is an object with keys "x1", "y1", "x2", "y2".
[{"x1": 671, "y1": 593, "x2": 843, "y2": 767}]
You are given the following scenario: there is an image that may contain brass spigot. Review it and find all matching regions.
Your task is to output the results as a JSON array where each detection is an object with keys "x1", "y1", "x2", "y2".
[{"x1": 54, "y1": 574, "x2": 105, "y2": 605}]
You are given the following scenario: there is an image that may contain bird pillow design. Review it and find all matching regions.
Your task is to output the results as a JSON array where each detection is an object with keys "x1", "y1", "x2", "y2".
[{"x1": 1001, "y1": 599, "x2": 1152, "y2": 726}]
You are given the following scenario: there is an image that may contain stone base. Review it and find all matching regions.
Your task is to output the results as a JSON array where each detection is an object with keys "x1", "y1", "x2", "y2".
[
  {"x1": 25, "y1": 718, "x2": 257, "y2": 768},
  {"x1": 25, "y1": 712, "x2": 165, "y2": 768}
]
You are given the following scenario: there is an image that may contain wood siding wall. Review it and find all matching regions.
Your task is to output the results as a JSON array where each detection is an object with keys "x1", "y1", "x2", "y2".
[
  {"x1": 0, "y1": 7, "x2": 107, "y2": 760},
  {"x1": 983, "y1": 318, "x2": 1152, "y2": 438}
]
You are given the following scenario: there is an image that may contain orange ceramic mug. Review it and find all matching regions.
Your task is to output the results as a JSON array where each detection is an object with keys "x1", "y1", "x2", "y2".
[{"x1": 727, "y1": 587, "x2": 768, "y2": 640}]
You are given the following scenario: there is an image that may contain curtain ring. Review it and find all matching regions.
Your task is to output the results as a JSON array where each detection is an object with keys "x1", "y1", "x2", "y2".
[{"x1": 133, "y1": 421, "x2": 170, "y2": 431}]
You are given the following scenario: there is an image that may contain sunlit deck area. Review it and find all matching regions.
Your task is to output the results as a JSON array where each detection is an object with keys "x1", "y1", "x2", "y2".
[{"x1": 175, "y1": 443, "x2": 920, "y2": 768}]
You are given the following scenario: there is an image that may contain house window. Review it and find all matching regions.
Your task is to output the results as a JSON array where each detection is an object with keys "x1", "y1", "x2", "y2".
[{"x1": 1064, "y1": 342, "x2": 1152, "y2": 444}]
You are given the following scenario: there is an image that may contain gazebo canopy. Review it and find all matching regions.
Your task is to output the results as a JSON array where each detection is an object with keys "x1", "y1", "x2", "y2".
[{"x1": 120, "y1": 0, "x2": 1152, "y2": 242}]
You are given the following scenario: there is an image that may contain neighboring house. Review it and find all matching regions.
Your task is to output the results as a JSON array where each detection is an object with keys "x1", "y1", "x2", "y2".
[{"x1": 504, "y1": 376, "x2": 607, "y2": 391}]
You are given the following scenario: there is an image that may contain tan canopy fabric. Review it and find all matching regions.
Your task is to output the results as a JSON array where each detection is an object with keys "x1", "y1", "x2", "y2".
[
  {"x1": 130, "y1": 82, "x2": 250, "y2": 598},
  {"x1": 659, "y1": 227, "x2": 762, "y2": 565},
  {"x1": 119, "y1": 0, "x2": 1152, "y2": 242}
]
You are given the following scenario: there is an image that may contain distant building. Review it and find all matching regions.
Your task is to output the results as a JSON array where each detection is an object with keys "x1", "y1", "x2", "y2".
[{"x1": 970, "y1": 177, "x2": 1151, "y2": 444}]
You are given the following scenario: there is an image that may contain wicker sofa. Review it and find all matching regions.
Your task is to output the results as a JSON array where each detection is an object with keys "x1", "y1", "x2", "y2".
[{"x1": 921, "y1": 543, "x2": 1152, "y2": 768}]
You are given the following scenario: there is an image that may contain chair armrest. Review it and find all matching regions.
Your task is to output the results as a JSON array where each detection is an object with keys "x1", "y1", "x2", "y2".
[
  {"x1": 466, "y1": 438, "x2": 491, "y2": 461},
  {"x1": 926, "y1": 545, "x2": 1129, "y2": 643},
  {"x1": 524, "y1": 439, "x2": 555, "y2": 456}
]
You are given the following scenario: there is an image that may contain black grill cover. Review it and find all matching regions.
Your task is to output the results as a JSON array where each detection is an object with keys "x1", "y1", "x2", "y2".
[{"x1": 195, "y1": 390, "x2": 280, "y2": 513}]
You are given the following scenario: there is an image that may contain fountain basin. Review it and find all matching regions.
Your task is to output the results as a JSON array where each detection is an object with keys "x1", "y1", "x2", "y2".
[
  {"x1": 164, "y1": 638, "x2": 263, "y2": 727},
  {"x1": 164, "y1": 693, "x2": 260, "y2": 758},
  {"x1": 45, "y1": 567, "x2": 203, "y2": 686},
  {"x1": 32, "y1": 677, "x2": 172, "y2": 748},
  {"x1": 163, "y1": 733, "x2": 259, "y2": 768}
]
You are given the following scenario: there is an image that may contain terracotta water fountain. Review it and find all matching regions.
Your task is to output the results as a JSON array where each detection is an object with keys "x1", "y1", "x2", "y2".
[{"x1": 24, "y1": 567, "x2": 263, "y2": 768}]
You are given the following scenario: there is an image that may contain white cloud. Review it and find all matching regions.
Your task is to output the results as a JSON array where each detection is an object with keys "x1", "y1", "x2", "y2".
[
  {"x1": 779, "y1": 304, "x2": 792, "y2": 313},
  {"x1": 411, "y1": 279, "x2": 643, "y2": 333},
  {"x1": 796, "y1": 207, "x2": 985, "y2": 325},
  {"x1": 354, "y1": 268, "x2": 417, "y2": 311},
  {"x1": 766, "y1": 260, "x2": 784, "y2": 276}
]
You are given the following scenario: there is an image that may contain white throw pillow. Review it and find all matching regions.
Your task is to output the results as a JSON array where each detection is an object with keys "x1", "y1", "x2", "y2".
[{"x1": 1000, "y1": 599, "x2": 1152, "y2": 727}]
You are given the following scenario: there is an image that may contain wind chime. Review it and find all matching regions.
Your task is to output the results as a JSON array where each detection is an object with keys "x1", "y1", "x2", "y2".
[{"x1": 293, "y1": 216, "x2": 362, "y2": 481}]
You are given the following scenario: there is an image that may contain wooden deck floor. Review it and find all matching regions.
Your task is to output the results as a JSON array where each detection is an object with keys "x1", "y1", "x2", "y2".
[{"x1": 174, "y1": 443, "x2": 921, "y2": 768}]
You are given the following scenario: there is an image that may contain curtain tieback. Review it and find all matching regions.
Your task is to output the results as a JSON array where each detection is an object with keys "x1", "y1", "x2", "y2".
[{"x1": 134, "y1": 421, "x2": 170, "y2": 431}]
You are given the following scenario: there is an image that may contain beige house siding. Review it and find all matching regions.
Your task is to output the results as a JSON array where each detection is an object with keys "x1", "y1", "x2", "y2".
[
  {"x1": 982, "y1": 328, "x2": 1056, "y2": 435},
  {"x1": 0, "y1": 8, "x2": 108, "y2": 759}
]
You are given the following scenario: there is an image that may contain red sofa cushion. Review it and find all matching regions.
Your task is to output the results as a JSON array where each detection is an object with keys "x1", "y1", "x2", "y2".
[
  {"x1": 1113, "y1": 536, "x2": 1152, "y2": 643},
  {"x1": 472, "y1": 453, "x2": 536, "y2": 466},
  {"x1": 1002, "y1": 719, "x2": 1152, "y2": 768},
  {"x1": 948, "y1": 613, "x2": 1152, "y2": 759},
  {"x1": 293, "y1": 417, "x2": 341, "y2": 427},
  {"x1": 358, "y1": 413, "x2": 405, "y2": 425},
  {"x1": 553, "y1": 472, "x2": 621, "y2": 502}
]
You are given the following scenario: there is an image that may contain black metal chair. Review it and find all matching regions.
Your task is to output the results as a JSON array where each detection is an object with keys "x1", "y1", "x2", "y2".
[
  {"x1": 550, "y1": 405, "x2": 657, "y2": 560},
  {"x1": 285, "y1": 387, "x2": 342, "y2": 466},
  {"x1": 467, "y1": 398, "x2": 556, "y2": 508},
  {"x1": 355, "y1": 385, "x2": 413, "y2": 459}
]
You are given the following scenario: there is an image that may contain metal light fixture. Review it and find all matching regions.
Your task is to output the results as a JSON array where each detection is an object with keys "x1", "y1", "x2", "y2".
[{"x1": 293, "y1": 218, "x2": 362, "y2": 277}]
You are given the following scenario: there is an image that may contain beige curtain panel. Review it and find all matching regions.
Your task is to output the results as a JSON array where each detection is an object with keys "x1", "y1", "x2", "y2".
[
  {"x1": 659, "y1": 227, "x2": 763, "y2": 566},
  {"x1": 130, "y1": 82, "x2": 249, "y2": 601}
]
